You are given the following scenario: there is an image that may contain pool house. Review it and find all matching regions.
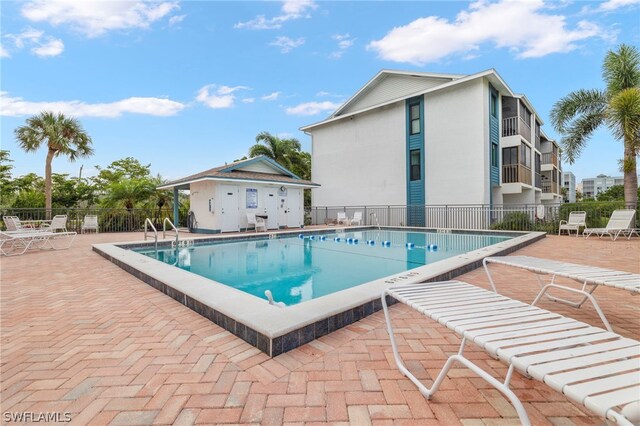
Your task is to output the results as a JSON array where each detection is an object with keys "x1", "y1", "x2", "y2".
[{"x1": 158, "y1": 156, "x2": 319, "y2": 233}]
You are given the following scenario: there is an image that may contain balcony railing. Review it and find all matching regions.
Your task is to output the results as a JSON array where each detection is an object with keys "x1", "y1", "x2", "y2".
[
  {"x1": 541, "y1": 152, "x2": 558, "y2": 167},
  {"x1": 502, "y1": 116, "x2": 532, "y2": 142},
  {"x1": 542, "y1": 181, "x2": 560, "y2": 194},
  {"x1": 502, "y1": 164, "x2": 532, "y2": 185}
]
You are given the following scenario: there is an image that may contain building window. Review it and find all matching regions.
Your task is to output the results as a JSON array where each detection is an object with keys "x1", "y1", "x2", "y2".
[
  {"x1": 519, "y1": 104, "x2": 532, "y2": 127},
  {"x1": 410, "y1": 149, "x2": 421, "y2": 181},
  {"x1": 502, "y1": 147, "x2": 518, "y2": 165},
  {"x1": 520, "y1": 144, "x2": 531, "y2": 168},
  {"x1": 490, "y1": 93, "x2": 498, "y2": 118},
  {"x1": 409, "y1": 103, "x2": 421, "y2": 135},
  {"x1": 491, "y1": 143, "x2": 498, "y2": 167}
]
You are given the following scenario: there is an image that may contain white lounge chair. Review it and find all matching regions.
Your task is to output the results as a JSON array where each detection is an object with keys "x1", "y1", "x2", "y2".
[
  {"x1": 336, "y1": 212, "x2": 349, "y2": 225},
  {"x1": 42, "y1": 215, "x2": 68, "y2": 233},
  {"x1": 81, "y1": 215, "x2": 99, "y2": 234},
  {"x1": 483, "y1": 255, "x2": 640, "y2": 331},
  {"x1": 558, "y1": 211, "x2": 586, "y2": 236},
  {"x1": 3, "y1": 216, "x2": 22, "y2": 232},
  {"x1": 584, "y1": 209, "x2": 636, "y2": 240},
  {"x1": 350, "y1": 211, "x2": 363, "y2": 226},
  {"x1": 246, "y1": 213, "x2": 266, "y2": 232},
  {"x1": 383, "y1": 281, "x2": 640, "y2": 426},
  {"x1": 0, "y1": 230, "x2": 76, "y2": 256}
]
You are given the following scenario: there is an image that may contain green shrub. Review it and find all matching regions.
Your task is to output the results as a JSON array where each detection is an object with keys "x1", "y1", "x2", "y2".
[
  {"x1": 490, "y1": 212, "x2": 533, "y2": 231},
  {"x1": 559, "y1": 201, "x2": 628, "y2": 228}
]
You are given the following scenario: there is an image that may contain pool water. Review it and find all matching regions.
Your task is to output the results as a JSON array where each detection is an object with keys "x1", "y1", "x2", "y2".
[{"x1": 135, "y1": 230, "x2": 511, "y2": 306}]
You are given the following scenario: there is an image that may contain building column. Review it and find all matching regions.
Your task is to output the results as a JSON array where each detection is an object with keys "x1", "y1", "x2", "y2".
[{"x1": 173, "y1": 187, "x2": 179, "y2": 226}]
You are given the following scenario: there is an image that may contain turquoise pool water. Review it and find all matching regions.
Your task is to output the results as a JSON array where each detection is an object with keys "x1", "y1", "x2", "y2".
[{"x1": 135, "y1": 230, "x2": 511, "y2": 306}]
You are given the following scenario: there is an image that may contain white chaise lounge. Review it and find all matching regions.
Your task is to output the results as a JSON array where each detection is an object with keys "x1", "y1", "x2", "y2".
[
  {"x1": 0, "y1": 230, "x2": 77, "y2": 256},
  {"x1": 336, "y1": 212, "x2": 349, "y2": 225},
  {"x1": 81, "y1": 215, "x2": 99, "y2": 234},
  {"x1": 584, "y1": 209, "x2": 636, "y2": 240},
  {"x1": 350, "y1": 211, "x2": 363, "y2": 226},
  {"x1": 383, "y1": 281, "x2": 640, "y2": 426},
  {"x1": 42, "y1": 215, "x2": 68, "y2": 233},
  {"x1": 483, "y1": 255, "x2": 640, "y2": 331},
  {"x1": 558, "y1": 211, "x2": 586, "y2": 236}
]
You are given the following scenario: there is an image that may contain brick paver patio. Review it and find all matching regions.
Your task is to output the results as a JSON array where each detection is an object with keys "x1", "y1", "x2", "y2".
[{"x1": 1, "y1": 232, "x2": 638, "y2": 425}]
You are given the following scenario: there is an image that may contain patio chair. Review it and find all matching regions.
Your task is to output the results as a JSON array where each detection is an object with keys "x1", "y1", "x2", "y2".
[
  {"x1": 3, "y1": 216, "x2": 22, "y2": 232},
  {"x1": 337, "y1": 212, "x2": 349, "y2": 225},
  {"x1": 81, "y1": 215, "x2": 99, "y2": 234},
  {"x1": 383, "y1": 280, "x2": 640, "y2": 426},
  {"x1": 584, "y1": 209, "x2": 636, "y2": 240},
  {"x1": 483, "y1": 255, "x2": 640, "y2": 332},
  {"x1": 246, "y1": 213, "x2": 266, "y2": 233},
  {"x1": 41, "y1": 215, "x2": 68, "y2": 233},
  {"x1": 350, "y1": 211, "x2": 363, "y2": 226},
  {"x1": 558, "y1": 211, "x2": 586, "y2": 236},
  {"x1": 0, "y1": 230, "x2": 77, "y2": 256}
]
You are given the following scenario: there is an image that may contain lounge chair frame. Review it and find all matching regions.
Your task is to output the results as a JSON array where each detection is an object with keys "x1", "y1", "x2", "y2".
[
  {"x1": 584, "y1": 209, "x2": 636, "y2": 241},
  {"x1": 0, "y1": 231, "x2": 77, "y2": 256},
  {"x1": 483, "y1": 256, "x2": 640, "y2": 332},
  {"x1": 558, "y1": 211, "x2": 586, "y2": 237},
  {"x1": 383, "y1": 281, "x2": 639, "y2": 426}
]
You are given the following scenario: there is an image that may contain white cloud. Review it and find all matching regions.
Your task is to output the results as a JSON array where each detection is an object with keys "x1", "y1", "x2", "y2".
[
  {"x1": 270, "y1": 36, "x2": 305, "y2": 53},
  {"x1": 5, "y1": 28, "x2": 64, "y2": 57},
  {"x1": 242, "y1": 98, "x2": 256, "y2": 103},
  {"x1": 261, "y1": 91, "x2": 281, "y2": 101},
  {"x1": 235, "y1": 0, "x2": 316, "y2": 30},
  {"x1": 31, "y1": 37, "x2": 64, "y2": 57},
  {"x1": 168, "y1": 14, "x2": 186, "y2": 27},
  {"x1": 21, "y1": 0, "x2": 180, "y2": 37},
  {"x1": 367, "y1": 0, "x2": 613, "y2": 65},
  {"x1": 285, "y1": 101, "x2": 341, "y2": 116},
  {"x1": 316, "y1": 91, "x2": 343, "y2": 98},
  {"x1": 597, "y1": 0, "x2": 640, "y2": 11},
  {"x1": 329, "y1": 33, "x2": 355, "y2": 59},
  {"x1": 0, "y1": 92, "x2": 186, "y2": 117},
  {"x1": 0, "y1": 44, "x2": 9, "y2": 58},
  {"x1": 196, "y1": 84, "x2": 250, "y2": 109}
]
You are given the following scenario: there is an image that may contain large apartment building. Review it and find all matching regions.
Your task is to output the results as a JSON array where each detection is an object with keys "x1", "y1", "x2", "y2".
[
  {"x1": 301, "y1": 69, "x2": 562, "y2": 226},
  {"x1": 582, "y1": 174, "x2": 624, "y2": 199},
  {"x1": 562, "y1": 171, "x2": 576, "y2": 203}
]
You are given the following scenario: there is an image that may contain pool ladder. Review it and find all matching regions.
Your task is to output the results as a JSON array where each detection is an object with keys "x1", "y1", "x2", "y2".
[{"x1": 144, "y1": 218, "x2": 179, "y2": 251}]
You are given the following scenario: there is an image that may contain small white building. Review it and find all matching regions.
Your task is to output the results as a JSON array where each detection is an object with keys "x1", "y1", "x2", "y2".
[
  {"x1": 159, "y1": 156, "x2": 319, "y2": 233},
  {"x1": 562, "y1": 171, "x2": 576, "y2": 203},
  {"x1": 301, "y1": 69, "x2": 562, "y2": 226}
]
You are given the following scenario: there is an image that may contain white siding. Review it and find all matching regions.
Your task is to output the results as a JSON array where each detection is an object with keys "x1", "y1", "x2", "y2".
[
  {"x1": 311, "y1": 101, "x2": 406, "y2": 207},
  {"x1": 190, "y1": 181, "x2": 217, "y2": 230},
  {"x1": 339, "y1": 75, "x2": 452, "y2": 115},
  {"x1": 238, "y1": 162, "x2": 282, "y2": 174},
  {"x1": 423, "y1": 79, "x2": 489, "y2": 205}
]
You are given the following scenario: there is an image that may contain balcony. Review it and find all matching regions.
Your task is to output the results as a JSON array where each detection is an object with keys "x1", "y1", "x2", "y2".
[
  {"x1": 541, "y1": 152, "x2": 558, "y2": 168},
  {"x1": 542, "y1": 181, "x2": 560, "y2": 194},
  {"x1": 502, "y1": 116, "x2": 532, "y2": 142},
  {"x1": 502, "y1": 164, "x2": 532, "y2": 186}
]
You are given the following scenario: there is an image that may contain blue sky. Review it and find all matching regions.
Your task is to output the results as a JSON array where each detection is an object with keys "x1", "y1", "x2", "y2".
[{"x1": 1, "y1": 0, "x2": 639, "y2": 185}]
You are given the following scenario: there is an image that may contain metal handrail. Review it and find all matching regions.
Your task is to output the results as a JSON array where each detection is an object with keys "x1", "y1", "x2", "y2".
[
  {"x1": 162, "y1": 217, "x2": 179, "y2": 246},
  {"x1": 144, "y1": 218, "x2": 158, "y2": 251}
]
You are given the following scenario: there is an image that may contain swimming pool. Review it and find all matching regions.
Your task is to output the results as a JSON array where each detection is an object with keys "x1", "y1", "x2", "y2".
[
  {"x1": 135, "y1": 230, "x2": 511, "y2": 306},
  {"x1": 95, "y1": 227, "x2": 545, "y2": 356}
]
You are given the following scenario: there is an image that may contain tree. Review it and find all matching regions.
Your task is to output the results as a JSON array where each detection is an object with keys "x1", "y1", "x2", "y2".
[
  {"x1": 0, "y1": 150, "x2": 14, "y2": 206},
  {"x1": 596, "y1": 184, "x2": 640, "y2": 201},
  {"x1": 93, "y1": 157, "x2": 151, "y2": 190},
  {"x1": 101, "y1": 179, "x2": 155, "y2": 212},
  {"x1": 249, "y1": 131, "x2": 303, "y2": 171},
  {"x1": 550, "y1": 44, "x2": 640, "y2": 208},
  {"x1": 14, "y1": 112, "x2": 93, "y2": 217}
]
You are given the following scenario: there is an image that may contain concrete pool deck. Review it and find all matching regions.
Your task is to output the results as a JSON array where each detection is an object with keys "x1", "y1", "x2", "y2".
[{"x1": 1, "y1": 230, "x2": 639, "y2": 425}]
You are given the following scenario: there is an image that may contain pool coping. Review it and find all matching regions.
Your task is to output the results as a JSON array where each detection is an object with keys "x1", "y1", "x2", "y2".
[{"x1": 93, "y1": 227, "x2": 546, "y2": 356}]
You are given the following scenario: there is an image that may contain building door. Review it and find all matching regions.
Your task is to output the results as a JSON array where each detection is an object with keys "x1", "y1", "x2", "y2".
[
  {"x1": 220, "y1": 185, "x2": 239, "y2": 232},
  {"x1": 264, "y1": 190, "x2": 278, "y2": 230},
  {"x1": 287, "y1": 189, "x2": 300, "y2": 228}
]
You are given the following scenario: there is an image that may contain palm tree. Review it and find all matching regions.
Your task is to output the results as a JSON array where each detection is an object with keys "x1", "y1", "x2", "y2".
[
  {"x1": 550, "y1": 44, "x2": 640, "y2": 208},
  {"x1": 15, "y1": 111, "x2": 93, "y2": 217},
  {"x1": 101, "y1": 179, "x2": 155, "y2": 212},
  {"x1": 248, "y1": 131, "x2": 302, "y2": 170}
]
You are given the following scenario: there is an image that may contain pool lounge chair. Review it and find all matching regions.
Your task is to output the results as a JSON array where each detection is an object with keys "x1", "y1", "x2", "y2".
[
  {"x1": 3, "y1": 216, "x2": 23, "y2": 232},
  {"x1": 0, "y1": 230, "x2": 77, "y2": 256},
  {"x1": 558, "y1": 211, "x2": 586, "y2": 236},
  {"x1": 584, "y1": 209, "x2": 636, "y2": 240},
  {"x1": 383, "y1": 281, "x2": 640, "y2": 426},
  {"x1": 41, "y1": 215, "x2": 68, "y2": 233},
  {"x1": 337, "y1": 212, "x2": 349, "y2": 225},
  {"x1": 81, "y1": 215, "x2": 99, "y2": 234},
  {"x1": 483, "y1": 255, "x2": 640, "y2": 332}
]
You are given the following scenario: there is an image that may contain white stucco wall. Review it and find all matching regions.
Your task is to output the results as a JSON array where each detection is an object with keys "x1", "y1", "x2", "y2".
[
  {"x1": 311, "y1": 101, "x2": 406, "y2": 207},
  {"x1": 424, "y1": 79, "x2": 489, "y2": 205},
  {"x1": 189, "y1": 180, "x2": 303, "y2": 232}
]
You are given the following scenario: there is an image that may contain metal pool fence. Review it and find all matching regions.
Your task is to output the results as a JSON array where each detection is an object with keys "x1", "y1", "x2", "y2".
[
  {"x1": 0, "y1": 207, "x2": 191, "y2": 233},
  {"x1": 307, "y1": 202, "x2": 639, "y2": 233}
]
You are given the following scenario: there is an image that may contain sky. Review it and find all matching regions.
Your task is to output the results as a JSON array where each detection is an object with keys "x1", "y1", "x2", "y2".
[{"x1": 1, "y1": 0, "x2": 639, "y2": 185}]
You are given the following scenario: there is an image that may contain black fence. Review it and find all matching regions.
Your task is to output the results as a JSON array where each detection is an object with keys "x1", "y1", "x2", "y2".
[
  {"x1": 0, "y1": 207, "x2": 191, "y2": 233},
  {"x1": 308, "y1": 202, "x2": 639, "y2": 233}
]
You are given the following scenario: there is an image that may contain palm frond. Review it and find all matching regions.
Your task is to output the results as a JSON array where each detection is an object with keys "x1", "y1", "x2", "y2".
[
  {"x1": 603, "y1": 44, "x2": 640, "y2": 95},
  {"x1": 550, "y1": 89, "x2": 608, "y2": 133},
  {"x1": 560, "y1": 112, "x2": 606, "y2": 164},
  {"x1": 607, "y1": 87, "x2": 640, "y2": 144}
]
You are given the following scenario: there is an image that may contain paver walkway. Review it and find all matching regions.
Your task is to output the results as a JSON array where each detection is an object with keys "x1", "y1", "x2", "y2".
[{"x1": 1, "y1": 232, "x2": 638, "y2": 425}]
